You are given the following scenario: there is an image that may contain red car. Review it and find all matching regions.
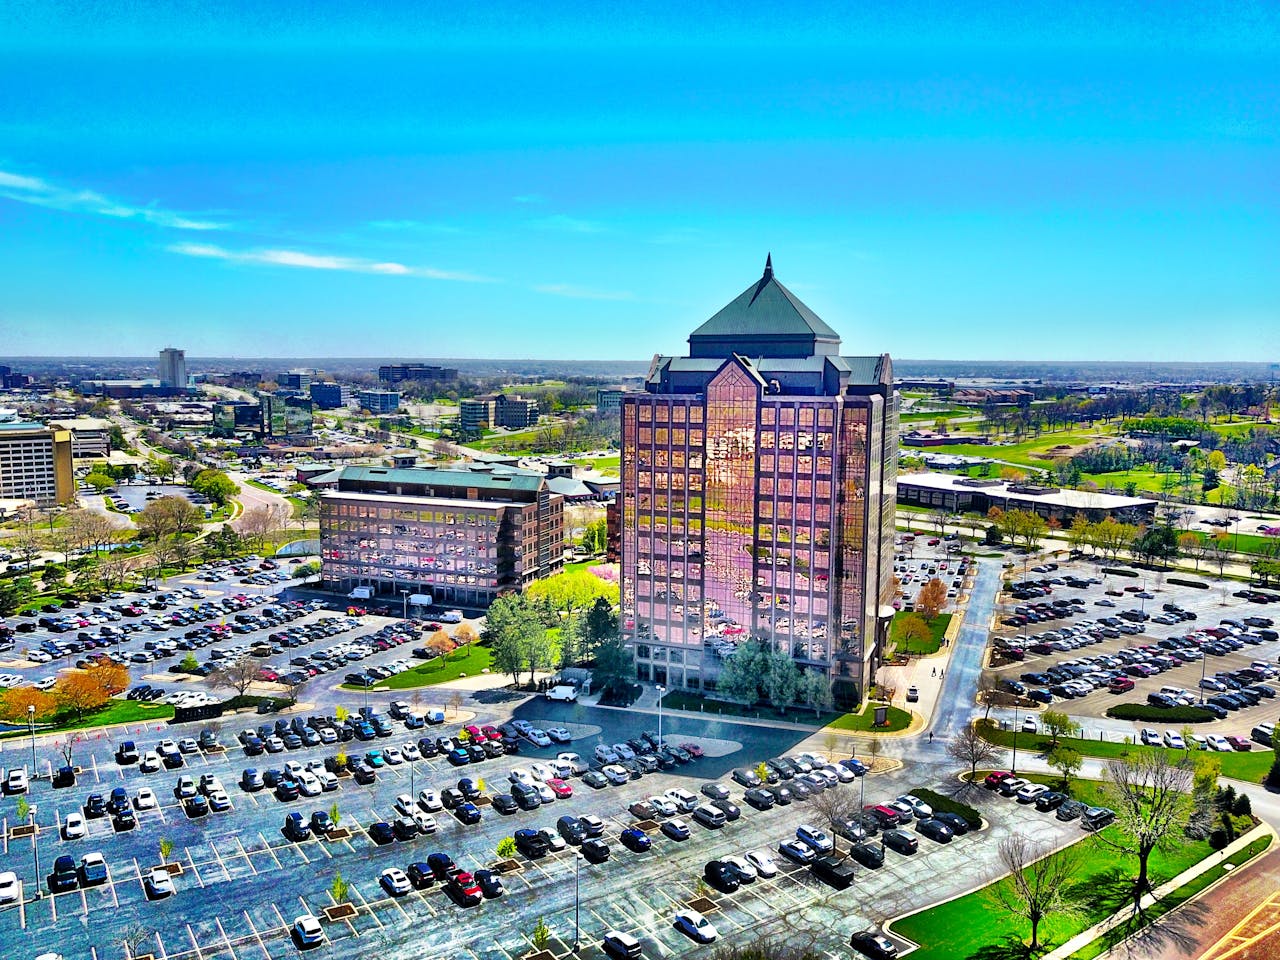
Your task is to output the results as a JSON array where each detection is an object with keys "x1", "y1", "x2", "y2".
[
  {"x1": 984, "y1": 770, "x2": 1013, "y2": 789},
  {"x1": 463, "y1": 725, "x2": 487, "y2": 742},
  {"x1": 481, "y1": 725, "x2": 502, "y2": 742},
  {"x1": 928, "y1": 538, "x2": 941, "y2": 546},
  {"x1": 257, "y1": 668, "x2": 280, "y2": 682},
  {"x1": 447, "y1": 871, "x2": 482, "y2": 906},
  {"x1": 1226, "y1": 736, "x2": 1253, "y2": 751},
  {"x1": 1108, "y1": 678, "x2": 1135, "y2": 693},
  {"x1": 679, "y1": 743, "x2": 704, "y2": 758},
  {"x1": 546, "y1": 778, "x2": 573, "y2": 799}
]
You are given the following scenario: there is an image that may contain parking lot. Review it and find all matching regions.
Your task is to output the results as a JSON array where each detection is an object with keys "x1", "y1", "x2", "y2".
[
  {"x1": 0, "y1": 656, "x2": 1098, "y2": 960},
  {"x1": 986, "y1": 558, "x2": 1280, "y2": 744},
  {"x1": 893, "y1": 534, "x2": 968, "y2": 613}
]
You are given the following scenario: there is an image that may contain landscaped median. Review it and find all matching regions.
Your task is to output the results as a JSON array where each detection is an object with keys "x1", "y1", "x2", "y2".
[
  {"x1": 656, "y1": 690, "x2": 914, "y2": 732},
  {"x1": 976, "y1": 718, "x2": 1273, "y2": 782},
  {"x1": 339, "y1": 643, "x2": 493, "y2": 691},
  {"x1": 0, "y1": 697, "x2": 174, "y2": 739},
  {"x1": 888, "y1": 771, "x2": 1269, "y2": 960}
]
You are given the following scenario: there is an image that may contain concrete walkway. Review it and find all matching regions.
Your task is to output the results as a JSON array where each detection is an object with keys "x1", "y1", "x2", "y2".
[{"x1": 1041, "y1": 823, "x2": 1275, "y2": 960}]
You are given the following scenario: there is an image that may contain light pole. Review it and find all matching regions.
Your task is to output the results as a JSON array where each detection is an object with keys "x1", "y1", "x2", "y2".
[
  {"x1": 655, "y1": 685, "x2": 666, "y2": 747},
  {"x1": 573, "y1": 850, "x2": 582, "y2": 953},
  {"x1": 400, "y1": 589, "x2": 409, "y2": 620},
  {"x1": 28, "y1": 704, "x2": 40, "y2": 899},
  {"x1": 1010, "y1": 700, "x2": 1019, "y2": 775}
]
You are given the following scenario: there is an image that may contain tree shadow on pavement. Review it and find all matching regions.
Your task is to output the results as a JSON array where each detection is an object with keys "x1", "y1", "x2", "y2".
[
  {"x1": 965, "y1": 934, "x2": 1036, "y2": 960},
  {"x1": 471, "y1": 688, "x2": 525, "y2": 704}
]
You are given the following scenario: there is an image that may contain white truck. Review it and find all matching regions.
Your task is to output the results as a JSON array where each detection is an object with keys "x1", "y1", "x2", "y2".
[
  {"x1": 438, "y1": 609, "x2": 464, "y2": 624},
  {"x1": 348, "y1": 586, "x2": 373, "y2": 600},
  {"x1": 546, "y1": 685, "x2": 578, "y2": 702}
]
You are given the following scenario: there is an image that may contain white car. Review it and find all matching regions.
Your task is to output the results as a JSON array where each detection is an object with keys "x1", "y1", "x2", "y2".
[
  {"x1": 663, "y1": 787, "x2": 698, "y2": 812},
  {"x1": 0, "y1": 871, "x2": 19, "y2": 903},
  {"x1": 722, "y1": 855, "x2": 757, "y2": 882},
  {"x1": 145, "y1": 866, "x2": 175, "y2": 899},
  {"x1": 297, "y1": 773, "x2": 322, "y2": 797},
  {"x1": 594, "y1": 744, "x2": 620, "y2": 764},
  {"x1": 1164, "y1": 731, "x2": 1186, "y2": 750},
  {"x1": 293, "y1": 914, "x2": 324, "y2": 948},
  {"x1": 744, "y1": 850, "x2": 778, "y2": 878},
  {"x1": 418, "y1": 789, "x2": 443, "y2": 812},
  {"x1": 537, "y1": 827, "x2": 567, "y2": 852},
  {"x1": 5, "y1": 767, "x2": 28, "y2": 794},
  {"x1": 1207, "y1": 735, "x2": 1233, "y2": 752},
  {"x1": 529, "y1": 762, "x2": 556, "y2": 782},
  {"x1": 613, "y1": 742, "x2": 636, "y2": 760},
  {"x1": 1140, "y1": 728, "x2": 1162, "y2": 747},
  {"x1": 316, "y1": 771, "x2": 339, "y2": 792},
  {"x1": 63, "y1": 812, "x2": 87, "y2": 840},
  {"x1": 135, "y1": 788, "x2": 158, "y2": 810},
  {"x1": 647, "y1": 796, "x2": 677, "y2": 817},
  {"x1": 401, "y1": 744, "x2": 421, "y2": 762},
  {"x1": 139, "y1": 752, "x2": 161, "y2": 773},
  {"x1": 526, "y1": 729, "x2": 552, "y2": 747},
  {"x1": 411, "y1": 811, "x2": 438, "y2": 834},
  {"x1": 1015, "y1": 783, "x2": 1049, "y2": 804},
  {"x1": 557, "y1": 752, "x2": 588, "y2": 774},
  {"x1": 394, "y1": 794, "x2": 417, "y2": 817},
  {"x1": 508, "y1": 768, "x2": 535, "y2": 787},
  {"x1": 897, "y1": 794, "x2": 934, "y2": 818},
  {"x1": 380, "y1": 868, "x2": 412, "y2": 896},
  {"x1": 383, "y1": 747, "x2": 403, "y2": 766},
  {"x1": 674, "y1": 909, "x2": 718, "y2": 944}
]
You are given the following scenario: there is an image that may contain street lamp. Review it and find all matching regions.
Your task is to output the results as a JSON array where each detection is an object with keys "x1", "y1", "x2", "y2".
[
  {"x1": 655, "y1": 685, "x2": 666, "y2": 747},
  {"x1": 27, "y1": 704, "x2": 40, "y2": 899},
  {"x1": 1010, "y1": 699, "x2": 1019, "y2": 775},
  {"x1": 400, "y1": 589, "x2": 409, "y2": 620},
  {"x1": 573, "y1": 850, "x2": 582, "y2": 953}
]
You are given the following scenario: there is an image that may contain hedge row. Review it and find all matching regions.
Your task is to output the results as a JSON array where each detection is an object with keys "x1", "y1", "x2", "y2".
[
  {"x1": 1105, "y1": 703, "x2": 1216, "y2": 723},
  {"x1": 1101, "y1": 567, "x2": 1139, "y2": 578},
  {"x1": 911, "y1": 787, "x2": 982, "y2": 830},
  {"x1": 1167, "y1": 577, "x2": 1210, "y2": 590}
]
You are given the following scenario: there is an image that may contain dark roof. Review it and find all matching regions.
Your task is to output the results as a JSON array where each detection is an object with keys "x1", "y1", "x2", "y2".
[
  {"x1": 337, "y1": 465, "x2": 546, "y2": 494},
  {"x1": 687, "y1": 256, "x2": 841, "y2": 355}
]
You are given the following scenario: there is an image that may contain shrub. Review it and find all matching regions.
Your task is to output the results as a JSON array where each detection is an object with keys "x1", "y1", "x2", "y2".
[
  {"x1": 1101, "y1": 567, "x2": 1139, "y2": 577},
  {"x1": 1104, "y1": 704, "x2": 1216, "y2": 723},
  {"x1": 1233, "y1": 793, "x2": 1253, "y2": 817},
  {"x1": 1167, "y1": 577, "x2": 1210, "y2": 590},
  {"x1": 911, "y1": 788, "x2": 982, "y2": 830}
]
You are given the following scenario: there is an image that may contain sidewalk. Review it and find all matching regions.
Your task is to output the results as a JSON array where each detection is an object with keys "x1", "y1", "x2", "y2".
[{"x1": 1042, "y1": 823, "x2": 1275, "y2": 960}]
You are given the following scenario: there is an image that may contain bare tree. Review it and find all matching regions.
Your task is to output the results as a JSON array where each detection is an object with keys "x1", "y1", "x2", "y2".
[
  {"x1": 57, "y1": 733, "x2": 85, "y2": 769},
  {"x1": 1101, "y1": 752, "x2": 1194, "y2": 909},
  {"x1": 989, "y1": 833, "x2": 1083, "y2": 954},
  {"x1": 207, "y1": 656, "x2": 260, "y2": 698},
  {"x1": 283, "y1": 672, "x2": 309, "y2": 704},
  {"x1": 978, "y1": 672, "x2": 1018, "y2": 720},
  {"x1": 807, "y1": 781, "x2": 861, "y2": 849},
  {"x1": 235, "y1": 503, "x2": 291, "y2": 550},
  {"x1": 948, "y1": 723, "x2": 1001, "y2": 785}
]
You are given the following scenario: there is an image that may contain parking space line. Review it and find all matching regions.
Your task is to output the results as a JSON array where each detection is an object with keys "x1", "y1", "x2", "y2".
[
  {"x1": 184, "y1": 846, "x2": 205, "y2": 889},
  {"x1": 349, "y1": 884, "x2": 384, "y2": 929},
  {"x1": 155, "y1": 930, "x2": 171, "y2": 960},
  {"x1": 241, "y1": 910, "x2": 272, "y2": 959},
  {"x1": 258, "y1": 832, "x2": 283, "y2": 869},
  {"x1": 210, "y1": 838, "x2": 232, "y2": 881},
  {"x1": 185, "y1": 922, "x2": 203, "y2": 960},
  {"x1": 214, "y1": 916, "x2": 240, "y2": 960}
]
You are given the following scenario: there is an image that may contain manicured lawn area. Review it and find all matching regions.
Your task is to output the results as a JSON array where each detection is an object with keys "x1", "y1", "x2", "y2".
[
  {"x1": 824, "y1": 703, "x2": 913, "y2": 732},
  {"x1": 892, "y1": 612, "x2": 952, "y2": 656},
  {"x1": 1, "y1": 698, "x2": 175, "y2": 739},
  {"x1": 660, "y1": 690, "x2": 838, "y2": 725},
  {"x1": 343, "y1": 643, "x2": 493, "y2": 691},
  {"x1": 1066, "y1": 835, "x2": 1273, "y2": 959},
  {"x1": 977, "y1": 721, "x2": 1272, "y2": 783},
  {"x1": 892, "y1": 774, "x2": 1217, "y2": 960}
]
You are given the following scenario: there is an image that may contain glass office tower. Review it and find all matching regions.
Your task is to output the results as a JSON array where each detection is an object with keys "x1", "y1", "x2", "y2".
[{"x1": 621, "y1": 257, "x2": 899, "y2": 705}]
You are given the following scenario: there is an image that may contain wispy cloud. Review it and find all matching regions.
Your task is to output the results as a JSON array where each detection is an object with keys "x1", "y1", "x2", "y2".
[
  {"x1": 530, "y1": 214, "x2": 606, "y2": 234},
  {"x1": 535, "y1": 283, "x2": 633, "y2": 301},
  {"x1": 513, "y1": 194, "x2": 545, "y2": 204},
  {"x1": 367, "y1": 219, "x2": 462, "y2": 234},
  {"x1": 0, "y1": 169, "x2": 228, "y2": 231},
  {"x1": 168, "y1": 241, "x2": 493, "y2": 282}
]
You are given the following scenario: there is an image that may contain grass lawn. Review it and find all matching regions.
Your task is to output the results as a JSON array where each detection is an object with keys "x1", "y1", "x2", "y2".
[
  {"x1": 892, "y1": 612, "x2": 952, "y2": 656},
  {"x1": 1067, "y1": 835, "x2": 1273, "y2": 959},
  {"x1": 343, "y1": 643, "x2": 494, "y2": 691},
  {"x1": 824, "y1": 703, "x2": 913, "y2": 733},
  {"x1": 977, "y1": 721, "x2": 1272, "y2": 783},
  {"x1": 660, "y1": 690, "x2": 839, "y2": 725},
  {"x1": 570, "y1": 455, "x2": 620, "y2": 474},
  {"x1": 892, "y1": 774, "x2": 1218, "y2": 960},
  {"x1": 1, "y1": 698, "x2": 175, "y2": 739}
]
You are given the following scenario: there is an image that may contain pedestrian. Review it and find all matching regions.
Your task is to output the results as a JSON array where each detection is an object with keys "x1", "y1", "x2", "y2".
[
  {"x1": 940, "y1": 668, "x2": 945, "y2": 678},
  {"x1": 931, "y1": 666, "x2": 936, "y2": 677},
  {"x1": 928, "y1": 731, "x2": 934, "y2": 743}
]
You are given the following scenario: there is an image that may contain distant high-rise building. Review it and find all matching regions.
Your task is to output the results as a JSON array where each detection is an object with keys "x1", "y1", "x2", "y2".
[
  {"x1": 596, "y1": 389, "x2": 627, "y2": 415},
  {"x1": 459, "y1": 393, "x2": 539, "y2": 436},
  {"x1": 260, "y1": 394, "x2": 314, "y2": 438},
  {"x1": 357, "y1": 390, "x2": 401, "y2": 414},
  {"x1": 309, "y1": 382, "x2": 350, "y2": 410},
  {"x1": 378, "y1": 363, "x2": 459, "y2": 384},
  {"x1": 621, "y1": 257, "x2": 899, "y2": 705},
  {"x1": 158, "y1": 347, "x2": 187, "y2": 388},
  {"x1": 277, "y1": 370, "x2": 313, "y2": 395}
]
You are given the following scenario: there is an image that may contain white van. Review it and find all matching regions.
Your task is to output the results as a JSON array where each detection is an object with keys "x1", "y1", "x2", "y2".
[
  {"x1": 547, "y1": 685, "x2": 578, "y2": 702},
  {"x1": 602, "y1": 931, "x2": 642, "y2": 959}
]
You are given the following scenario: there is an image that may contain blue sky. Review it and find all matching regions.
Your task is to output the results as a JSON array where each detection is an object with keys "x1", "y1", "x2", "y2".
[{"x1": 1, "y1": 3, "x2": 1276, "y2": 362}]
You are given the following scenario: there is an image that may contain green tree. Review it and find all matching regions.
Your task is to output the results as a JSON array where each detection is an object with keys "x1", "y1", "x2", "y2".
[
  {"x1": 330, "y1": 871, "x2": 350, "y2": 903},
  {"x1": 593, "y1": 633, "x2": 634, "y2": 699},
  {"x1": 895, "y1": 612, "x2": 932, "y2": 656},
  {"x1": 190, "y1": 469, "x2": 239, "y2": 507},
  {"x1": 799, "y1": 670, "x2": 834, "y2": 715},
  {"x1": 716, "y1": 639, "x2": 766, "y2": 703},
  {"x1": 581, "y1": 596, "x2": 618, "y2": 660},
  {"x1": 1047, "y1": 746, "x2": 1082, "y2": 793},
  {"x1": 530, "y1": 918, "x2": 551, "y2": 951},
  {"x1": 764, "y1": 649, "x2": 800, "y2": 707},
  {"x1": 84, "y1": 471, "x2": 114, "y2": 493},
  {"x1": 496, "y1": 836, "x2": 517, "y2": 859},
  {"x1": 1041, "y1": 710, "x2": 1080, "y2": 748}
]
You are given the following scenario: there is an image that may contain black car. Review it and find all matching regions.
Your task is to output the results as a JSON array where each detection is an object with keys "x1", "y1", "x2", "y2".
[
  {"x1": 848, "y1": 841, "x2": 884, "y2": 869},
  {"x1": 915, "y1": 818, "x2": 954, "y2": 844},
  {"x1": 743, "y1": 788, "x2": 775, "y2": 811},
  {"x1": 453, "y1": 802, "x2": 482, "y2": 825},
  {"x1": 557, "y1": 816, "x2": 587, "y2": 845},
  {"x1": 492, "y1": 794, "x2": 519, "y2": 815},
  {"x1": 441, "y1": 787, "x2": 465, "y2": 810},
  {"x1": 850, "y1": 931, "x2": 899, "y2": 960},
  {"x1": 881, "y1": 829, "x2": 918, "y2": 855},
  {"x1": 711, "y1": 798, "x2": 741, "y2": 821},
  {"x1": 368, "y1": 821, "x2": 396, "y2": 845},
  {"x1": 427, "y1": 852, "x2": 460, "y2": 880},
  {"x1": 581, "y1": 838, "x2": 610, "y2": 864},
  {"x1": 933, "y1": 811, "x2": 970, "y2": 835},
  {"x1": 474, "y1": 868, "x2": 504, "y2": 897},
  {"x1": 515, "y1": 828, "x2": 551, "y2": 859},
  {"x1": 703, "y1": 859, "x2": 740, "y2": 893},
  {"x1": 116, "y1": 741, "x2": 140, "y2": 764},
  {"x1": 581, "y1": 771, "x2": 609, "y2": 790},
  {"x1": 352, "y1": 763, "x2": 376, "y2": 785},
  {"x1": 283, "y1": 812, "x2": 311, "y2": 841},
  {"x1": 185, "y1": 794, "x2": 210, "y2": 818},
  {"x1": 84, "y1": 793, "x2": 106, "y2": 818},
  {"x1": 49, "y1": 854, "x2": 80, "y2": 893},
  {"x1": 811, "y1": 855, "x2": 856, "y2": 890},
  {"x1": 276, "y1": 779, "x2": 300, "y2": 802},
  {"x1": 766, "y1": 785, "x2": 793, "y2": 806},
  {"x1": 309, "y1": 811, "x2": 333, "y2": 835},
  {"x1": 1034, "y1": 791, "x2": 1068, "y2": 812},
  {"x1": 1055, "y1": 799, "x2": 1086, "y2": 822},
  {"x1": 393, "y1": 816, "x2": 419, "y2": 840},
  {"x1": 113, "y1": 809, "x2": 137, "y2": 831},
  {"x1": 407, "y1": 862, "x2": 434, "y2": 889}
]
